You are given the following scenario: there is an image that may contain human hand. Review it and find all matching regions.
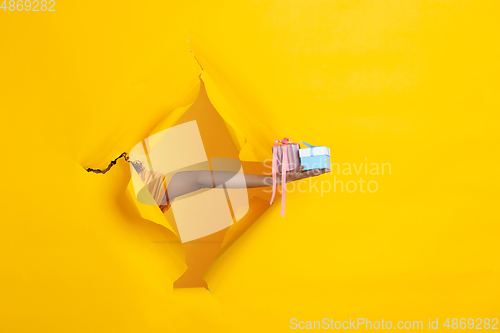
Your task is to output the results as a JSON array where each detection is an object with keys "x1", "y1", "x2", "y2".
[{"x1": 278, "y1": 165, "x2": 331, "y2": 183}]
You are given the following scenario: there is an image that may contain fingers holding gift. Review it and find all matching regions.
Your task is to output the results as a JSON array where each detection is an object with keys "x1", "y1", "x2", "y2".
[
  {"x1": 292, "y1": 165, "x2": 306, "y2": 174},
  {"x1": 277, "y1": 165, "x2": 331, "y2": 182},
  {"x1": 284, "y1": 166, "x2": 331, "y2": 181},
  {"x1": 302, "y1": 168, "x2": 331, "y2": 178},
  {"x1": 278, "y1": 165, "x2": 303, "y2": 177}
]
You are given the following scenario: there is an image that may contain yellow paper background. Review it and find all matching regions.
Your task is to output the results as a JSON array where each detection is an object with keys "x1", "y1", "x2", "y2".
[{"x1": 1, "y1": 0, "x2": 499, "y2": 332}]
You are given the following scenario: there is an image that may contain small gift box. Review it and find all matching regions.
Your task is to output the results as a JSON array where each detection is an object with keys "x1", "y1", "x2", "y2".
[
  {"x1": 272, "y1": 140, "x2": 300, "y2": 172},
  {"x1": 299, "y1": 142, "x2": 331, "y2": 171}
]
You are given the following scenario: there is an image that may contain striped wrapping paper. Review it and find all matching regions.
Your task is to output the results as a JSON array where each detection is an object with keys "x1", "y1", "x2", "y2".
[{"x1": 272, "y1": 142, "x2": 300, "y2": 172}]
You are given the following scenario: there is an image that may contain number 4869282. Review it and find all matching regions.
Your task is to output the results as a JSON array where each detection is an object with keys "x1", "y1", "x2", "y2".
[
  {"x1": 1, "y1": 0, "x2": 55, "y2": 11},
  {"x1": 443, "y1": 318, "x2": 498, "y2": 330}
]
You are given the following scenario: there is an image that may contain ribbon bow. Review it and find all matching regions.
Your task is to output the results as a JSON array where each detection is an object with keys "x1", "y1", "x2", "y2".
[{"x1": 270, "y1": 137, "x2": 292, "y2": 217}]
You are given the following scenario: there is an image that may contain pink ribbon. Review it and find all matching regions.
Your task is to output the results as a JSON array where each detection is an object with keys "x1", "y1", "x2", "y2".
[{"x1": 270, "y1": 137, "x2": 291, "y2": 217}]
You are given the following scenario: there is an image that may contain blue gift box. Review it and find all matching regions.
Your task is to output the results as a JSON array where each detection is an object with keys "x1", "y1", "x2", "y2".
[{"x1": 299, "y1": 142, "x2": 331, "y2": 170}]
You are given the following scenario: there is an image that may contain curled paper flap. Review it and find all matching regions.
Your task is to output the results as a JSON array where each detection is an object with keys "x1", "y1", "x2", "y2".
[{"x1": 123, "y1": 75, "x2": 274, "y2": 288}]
